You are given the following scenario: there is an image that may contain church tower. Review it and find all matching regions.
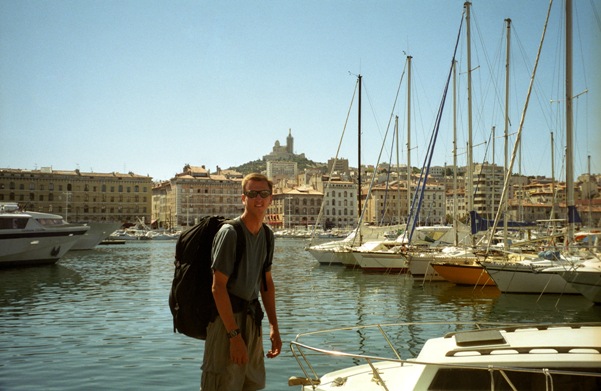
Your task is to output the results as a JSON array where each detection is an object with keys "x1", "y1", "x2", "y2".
[{"x1": 286, "y1": 128, "x2": 294, "y2": 154}]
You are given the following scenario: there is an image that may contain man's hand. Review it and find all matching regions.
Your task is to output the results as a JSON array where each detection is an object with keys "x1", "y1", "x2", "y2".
[
  {"x1": 229, "y1": 335, "x2": 248, "y2": 365},
  {"x1": 266, "y1": 329, "x2": 282, "y2": 358}
]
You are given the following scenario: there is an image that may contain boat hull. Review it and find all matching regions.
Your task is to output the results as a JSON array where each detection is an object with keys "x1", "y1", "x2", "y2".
[
  {"x1": 562, "y1": 268, "x2": 601, "y2": 303},
  {"x1": 307, "y1": 248, "x2": 344, "y2": 265},
  {"x1": 0, "y1": 229, "x2": 87, "y2": 267},
  {"x1": 353, "y1": 251, "x2": 409, "y2": 273},
  {"x1": 432, "y1": 262, "x2": 496, "y2": 286},
  {"x1": 407, "y1": 253, "x2": 445, "y2": 281},
  {"x1": 482, "y1": 262, "x2": 579, "y2": 294},
  {"x1": 70, "y1": 221, "x2": 122, "y2": 250}
]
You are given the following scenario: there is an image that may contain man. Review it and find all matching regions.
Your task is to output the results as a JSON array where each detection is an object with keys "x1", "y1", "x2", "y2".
[{"x1": 201, "y1": 173, "x2": 282, "y2": 391}]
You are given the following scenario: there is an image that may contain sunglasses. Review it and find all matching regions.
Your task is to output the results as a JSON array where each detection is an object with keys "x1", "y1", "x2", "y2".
[{"x1": 244, "y1": 190, "x2": 272, "y2": 199}]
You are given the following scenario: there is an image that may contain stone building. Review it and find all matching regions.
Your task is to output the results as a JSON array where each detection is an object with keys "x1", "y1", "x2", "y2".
[
  {"x1": 266, "y1": 160, "x2": 298, "y2": 182},
  {"x1": 267, "y1": 185, "x2": 323, "y2": 229},
  {"x1": 0, "y1": 167, "x2": 152, "y2": 224},
  {"x1": 150, "y1": 165, "x2": 244, "y2": 229},
  {"x1": 364, "y1": 180, "x2": 446, "y2": 226},
  {"x1": 319, "y1": 178, "x2": 357, "y2": 229}
]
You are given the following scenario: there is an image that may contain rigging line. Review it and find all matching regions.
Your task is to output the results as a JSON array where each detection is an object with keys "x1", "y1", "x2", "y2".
[
  {"x1": 472, "y1": 8, "x2": 510, "y2": 134},
  {"x1": 308, "y1": 78, "x2": 358, "y2": 247},
  {"x1": 514, "y1": 24, "x2": 558, "y2": 135},
  {"x1": 379, "y1": 121, "x2": 398, "y2": 226},
  {"x1": 574, "y1": 0, "x2": 590, "y2": 89},
  {"x1": 407, "y1": 12, "x2": 465, "y2": 243},
  {"x1": 590, "y1": 0, "x2": 601, "y2": 31},
  {"x1": 356, "y1": 60, "x2": 408, "y2": 227},
  {"x1": 486, "y1": 0, "x2": 554, "y2": 252}
]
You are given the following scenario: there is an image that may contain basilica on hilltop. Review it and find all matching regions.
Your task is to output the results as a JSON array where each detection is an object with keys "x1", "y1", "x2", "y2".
[{"x1": 262, "y1": 129, "x2": 305, "y2": 161}]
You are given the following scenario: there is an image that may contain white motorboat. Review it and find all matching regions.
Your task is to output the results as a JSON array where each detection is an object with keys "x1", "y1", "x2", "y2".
[
  {"x1": 70, "y1": 221, "x2": 123, "y2": 250},
  {"x1": 288, "y1": 322, "x2": 601, "y2": 390},
  {"x1": 0, "y1": 203, "x2": 89, "y2": 267}
]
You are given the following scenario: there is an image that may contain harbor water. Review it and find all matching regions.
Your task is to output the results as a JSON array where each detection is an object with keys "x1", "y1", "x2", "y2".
[{"x1": 1, "y1": 238, "x2": 600, "y2": 390}]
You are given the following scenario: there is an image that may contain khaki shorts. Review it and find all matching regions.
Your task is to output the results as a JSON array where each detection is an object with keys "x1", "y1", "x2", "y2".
[{"x1": 201, "y1": 312, "x2": 265, "y2": 391}]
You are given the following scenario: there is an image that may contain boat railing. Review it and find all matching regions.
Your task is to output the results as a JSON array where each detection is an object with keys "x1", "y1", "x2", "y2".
[{"x1": 288, "y1": 322, "x2": 601, "y2": 390}]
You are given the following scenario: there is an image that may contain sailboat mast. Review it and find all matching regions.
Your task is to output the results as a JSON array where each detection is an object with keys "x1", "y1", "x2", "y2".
[
  {"x1": 465, "y1": 1, "x2": 474, "y2": 217},
  {"x1": 357, "y1": 74, "x2": 363, "y2": 222},
  {"x1": 407, "y1": 56, "x2": 412, "y2": 225},
  {"x1": 453, "y1": 60, "x2": 458, "y2": 246},
  {"x1": 551, "y1": 132, "x2": 556, "y2": 219},
  {"x1": 503, "y1": 18, "x2": 511, "y2": 248},
  {"x1": 395, "y1": 115, "x2": 401, "y2": 224},
  {"x1": 565, "y1": 0, "x2": 575, "y2": 246}
]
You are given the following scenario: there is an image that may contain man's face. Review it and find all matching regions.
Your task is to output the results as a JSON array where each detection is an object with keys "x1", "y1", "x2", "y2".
[{"x1": 242, "y1": 180, "x2": 272, "y2": 214}]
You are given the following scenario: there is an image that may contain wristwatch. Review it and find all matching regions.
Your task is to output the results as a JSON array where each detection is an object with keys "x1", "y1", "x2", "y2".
[{"x1": 227, "y1": 328, "x2": 241, "y2": 339}]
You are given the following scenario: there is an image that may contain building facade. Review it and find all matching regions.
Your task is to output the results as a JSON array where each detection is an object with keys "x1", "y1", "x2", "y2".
[
  {"x1": 151, "y1": 165, "x2": 245, "y2": 229},
  {"x1": 268, "y1": 186, "x2": 323, "y2": 229},
  {"x1": 0, "y1": 167, "x2": 152, "y2": 224},
  {"x1": 266, "y1": 160, "x2": 298, "y2": 181},
  {"x1": 320, "y1": 179, "x2": 357, "y2": 229},
  {"x1": 470, "y1": 163, "x2": 506, "y2": 220}
]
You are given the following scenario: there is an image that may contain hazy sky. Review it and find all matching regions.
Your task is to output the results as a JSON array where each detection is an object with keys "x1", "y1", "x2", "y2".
[{"x1": 1, "y1": 0, "x2": 599, "y2": 181}]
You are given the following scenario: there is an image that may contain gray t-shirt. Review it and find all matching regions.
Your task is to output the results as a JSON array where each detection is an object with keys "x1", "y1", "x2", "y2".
[{"x1": 211, "y1": 218, "x2": 273, "y2": 302}]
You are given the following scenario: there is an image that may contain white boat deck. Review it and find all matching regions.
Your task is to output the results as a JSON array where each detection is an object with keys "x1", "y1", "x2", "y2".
[{"x1": 289, "y1": 322, "x2": 601, "y2": 390}]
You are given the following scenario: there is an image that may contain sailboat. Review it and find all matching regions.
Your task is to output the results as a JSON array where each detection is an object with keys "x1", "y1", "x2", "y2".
[
  {"x1": 416, "y1": 2, "x2": 496, "y2": 286},
  {"x1": 306, "y1": 75, "x2": 405, "y2": 266},
  {"x1": 482, "y1": 0, "x2": 598, "y2": 295},
  {"x1": 349, "y1": 57, "x2": 414, "y2": 273}
]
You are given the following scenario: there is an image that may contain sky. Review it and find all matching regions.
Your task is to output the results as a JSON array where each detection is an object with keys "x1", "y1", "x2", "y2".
[{"x1": 1, "y1": 0, "x2": 600, "y2": 182}]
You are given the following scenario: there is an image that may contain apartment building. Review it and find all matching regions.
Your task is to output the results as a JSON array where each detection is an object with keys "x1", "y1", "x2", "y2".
[
  {"x1": 266, "y1": 160, "x2": 298, "y2": 182},
  {"x1": 362, "y1": 180, "x2": 446, "y2": 226},
  {"x1": 268, "y1": 186, "x2": 323, "y2": 229},
  {"x1": 0, "y1": 167, "x2": 152, "y2": 223},
  {"x1": 320, "y1": 179, "x2": 357, "y2": 229},
  {"x1": 151, "y1": 165, "x2": 244, "y2": 229},
  {"x1": 470, "y1": 163, "x2": 506, "y2": 220}
]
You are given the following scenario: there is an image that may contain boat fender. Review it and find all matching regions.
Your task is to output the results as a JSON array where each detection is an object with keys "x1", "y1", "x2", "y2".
[{"x1": 288, "y1": 376, "x2": 321, "y2": 386}]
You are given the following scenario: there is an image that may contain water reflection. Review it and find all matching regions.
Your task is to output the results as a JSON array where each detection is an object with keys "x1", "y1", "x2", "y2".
[
  {"x1": 0, "y1": 238, "x2": 599, "y2": 391},
  {"x1": 0, "y1": 264, "x2": 82, "y2": 309}
]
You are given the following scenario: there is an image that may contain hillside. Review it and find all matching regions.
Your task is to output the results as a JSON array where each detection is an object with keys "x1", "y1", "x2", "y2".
[{"x1": 228, "y1": 156, "x2": 327, "y2": 175}]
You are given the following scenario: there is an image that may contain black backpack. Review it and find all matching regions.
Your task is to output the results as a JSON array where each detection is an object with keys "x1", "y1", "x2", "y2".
[{"x1": 169, "y1": 215, "x2": 271, "y2": 340}]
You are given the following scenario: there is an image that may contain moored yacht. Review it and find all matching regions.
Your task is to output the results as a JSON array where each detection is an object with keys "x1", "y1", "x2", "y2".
[
  {"x1": 0, "y1": 203, "x2": 89, "y2": 267},
  {"x1": 70, "y1": 221, "x2": 123, "y2": 250}
]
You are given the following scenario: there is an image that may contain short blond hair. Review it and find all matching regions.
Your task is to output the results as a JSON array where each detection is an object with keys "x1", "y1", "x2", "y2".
[{"x1": 242, "y1": 173, "x2": 273, "y2": 193}]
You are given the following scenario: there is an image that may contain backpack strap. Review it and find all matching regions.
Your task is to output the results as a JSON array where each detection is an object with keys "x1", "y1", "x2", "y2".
[
  {"x1": 261, "y1": 223, "x2": 272, "y2": 292},
  {"x1": 228, "y1": 220, "x2": 245, "y2": 281}
]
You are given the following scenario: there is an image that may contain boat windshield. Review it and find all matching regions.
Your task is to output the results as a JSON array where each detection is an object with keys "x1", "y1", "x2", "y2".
[
  {"x1": 0, "y1": 217, "x2": 28, "y2": 229},
  {"x1": 36, "y1": 218, "x2": 65, "y2": 226},
  {"x1": 428, "y1": 367, "x2": 601, "y2": 390}
]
